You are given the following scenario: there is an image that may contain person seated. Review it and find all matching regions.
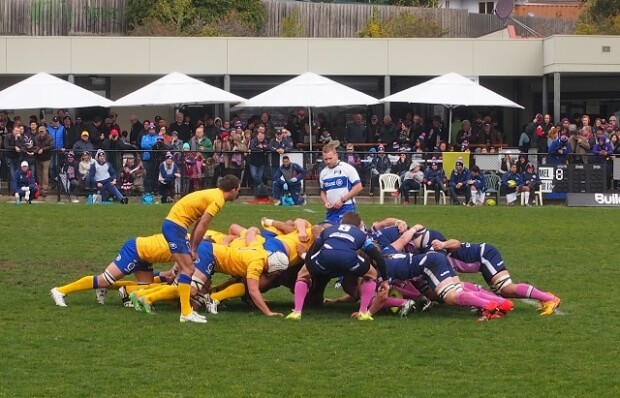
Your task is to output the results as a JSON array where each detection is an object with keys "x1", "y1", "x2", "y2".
[
  {"x1": 120, "y1": 154, "x2": 145, "y2": 196},
  {"x1": 520, "y1": 162, "x2": 541, "y2": 206},
  {"x1": 395, "y1": 161, "x2": 423, "y2": 204},
  {"x1": 158, "y1": 152, "x2": 181, "y2": 203},
  {"x1": 369, "y1": 144, "x2": 391, "y2": 195},
  {"x1": 448, "y1": 157, "x2": 472, "y2": 206},
  {"x1": 13, "y1": 161, "x2": 38, "y2": 204},
  {"x1": 58, "y1": 151, "x2": 81, "y2": 195},
  {"x1": 422, "y1": 157, "x2": 447, "y2": 203},
  {"x1": 89, "y1": 149, "x2": 128, "y2": 204},
  {"x1": 501, "y1": 163, "x2": 523, "y2": 206},
  {"x1": 466, "y1": 165, "x2": 485, "y2": 206},
  {"x1": 78, "y1": 151, "x2": 95, "y2": 191},
  {"x1": 272, "y1": 155, "x2": 306, "y2": 206}
]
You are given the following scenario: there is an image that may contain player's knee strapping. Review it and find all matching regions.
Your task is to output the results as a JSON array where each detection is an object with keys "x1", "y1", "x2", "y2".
[
  {"x1": 437, "y1": 283, "x2": 462, "y2": 301},
  {"x1": 102, "y1": 271, "x2": 117, "y2": 286},
  {"x1": 491, "y1": 275, "x2": 513, "y2": 294},
  {"x1": 191, "y1": 278, "x2": 205, "y2": 293}
]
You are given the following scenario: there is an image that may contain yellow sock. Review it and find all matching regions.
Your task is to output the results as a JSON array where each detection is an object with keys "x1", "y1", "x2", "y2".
[
  {"x1": 178, "y1": 282, "x2": 192, "y2": 316},
  {"x1": 126, "y1": 283, "x2": 162, "y2": 295},
  {"x1": 144, "y1": 285, "x2": 179, "y2": 305},
  {"x1": 110, "y1": 280, "x2": 137, "y2": 289},
  {"x1": 211, "y1": 283, "x2": 246, "y2": 302},
  {"x1": 57, "y1": 276, "x2": 95, "y2": 295}
]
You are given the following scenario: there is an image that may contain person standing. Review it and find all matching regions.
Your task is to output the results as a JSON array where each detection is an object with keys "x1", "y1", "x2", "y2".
[
  {"x1": 319, "y1": 144, "x2": 363, "y2": 224},
  {"x1": 161, "y1": 174, "x2": 240, "y2": 323},
  {"x1": 33, "y1": 125, "x2": 54, "y2": 197}
]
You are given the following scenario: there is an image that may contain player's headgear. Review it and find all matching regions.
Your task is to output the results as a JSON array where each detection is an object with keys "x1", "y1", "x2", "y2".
[{"x1": 267, "y1": 251, "x2": 289, "y2": 273}]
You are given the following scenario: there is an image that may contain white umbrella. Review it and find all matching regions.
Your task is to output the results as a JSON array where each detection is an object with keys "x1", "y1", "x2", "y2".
[
  {"x1": 380, "y1": 72, "x2": 524, "y2": 143},
  {"x1": 0, "y1": 72, "x2": 113, "y2": 109},
  {"x1": 235, "y1": 72, "x2": 379, "y2": 150},
  {"x1": 113, "y1": 71, "x2": 246, "y2": 106}
]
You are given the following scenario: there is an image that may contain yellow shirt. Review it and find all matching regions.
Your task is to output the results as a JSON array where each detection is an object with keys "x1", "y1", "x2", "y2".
[
  {"x1": 204, "y1": 229, "x2": 227, "y2": 244},
  {"x1": 212, "y1": 242, "x2": 267, "y2": 281},
  {"x1": 136, "y1": 234, "x2": 174, "y2": 264},
  {"x1": 275, "y1": 227, "x2": 314, "y2": 263},
  {"x1": 165, "y1": 188, "x2": 225, "y2": 229}
]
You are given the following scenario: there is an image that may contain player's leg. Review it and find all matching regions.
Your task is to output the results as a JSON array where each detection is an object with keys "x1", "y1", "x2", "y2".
[
  {"x1": 286, "y1": 265, "x2": 313, "y2": 320},
  {"x1": 50, "y1": 240, "x2": 139, "y2": 306},
  {"x1": 423, "y1": 253, "x2": 500, "y2": 320},
  {"x1": 162, "y1": 220, "x2": 204, "y2": 323},
  {"x1": 489, "y1": 270, "x2": 560, "y2": 315}
]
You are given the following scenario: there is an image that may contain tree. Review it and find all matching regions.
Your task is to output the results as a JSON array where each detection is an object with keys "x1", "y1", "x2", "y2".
[
  {"x1": 576, "y1": 0, "x2": 620, "y2": 34},
  {"x1": 126, "y1": 0, "x2": 265, "y2": 36},
  {"x1": 281, "y1": 11, "x2": 306, "y2": 37},
  {"x1": 358, "y1": 9, "x2": 446, "y2": 38}
]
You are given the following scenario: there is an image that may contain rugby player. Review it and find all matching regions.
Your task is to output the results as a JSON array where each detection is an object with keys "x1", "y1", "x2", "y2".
[
  {"x1": 161, "y1": 174, "x2": 240, "y2": 323},
  {"x1": 431, "y1": 239, "x2": 561, "y2": 316}
]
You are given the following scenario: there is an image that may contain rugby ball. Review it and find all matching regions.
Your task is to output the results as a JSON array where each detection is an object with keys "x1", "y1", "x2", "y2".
[
  {"x1": 486, "y1": 198, "x2": 497, "y2": 206},
  {"x1": 507, "y1": 180, "x2": 517, "y2": 188},
  {"x1": 388, "y1": 288, "x2": 403, "y2": 313}
]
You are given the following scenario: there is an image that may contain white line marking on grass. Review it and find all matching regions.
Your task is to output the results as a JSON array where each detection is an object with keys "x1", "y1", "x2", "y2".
[
  {"x1": 521, "y1": 299, "x2": 566, "y2": 315},
  {"x1": 303, "y1": 208, "x2": 317, "y2": 213}
]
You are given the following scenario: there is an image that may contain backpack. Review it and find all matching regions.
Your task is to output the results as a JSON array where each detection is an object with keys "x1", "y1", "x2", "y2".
[
  {"x1": 141, "y1": 192, "x2": 154, "y2": 205},
  {"x1": 255, "y1": 184, "x2": 270, "y2": 198}
]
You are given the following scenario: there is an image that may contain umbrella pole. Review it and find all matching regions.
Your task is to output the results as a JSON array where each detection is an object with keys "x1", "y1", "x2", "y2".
[
  {"x1": 308, "y1": 107, "x2": 313, "y2": 153},
  {"x1": 448, "y1": 107, "x2": 453, "y2": 145}
]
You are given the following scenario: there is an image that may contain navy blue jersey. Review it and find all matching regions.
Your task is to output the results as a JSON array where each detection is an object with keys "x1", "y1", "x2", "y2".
[
  {"x1": 447, "y1": 242, "x2": 505, "y2": 283},
  {"x1": 408, "y1": 229, "x2": 447, "y2": 254},
  {"x1": 385, "y1": 252, "x2": 426, "y2": 281},
  {"x1": 369, "y1": 225, "x2": 402, "y2": 250},
  {"x1": 312, "y1": 223, "x2": 374, "y2": 272}
]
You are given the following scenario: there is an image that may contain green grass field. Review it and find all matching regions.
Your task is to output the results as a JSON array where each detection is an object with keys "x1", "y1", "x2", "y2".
[{"x1": 1, "y1": 203, "x2": 619, "y2": 398}]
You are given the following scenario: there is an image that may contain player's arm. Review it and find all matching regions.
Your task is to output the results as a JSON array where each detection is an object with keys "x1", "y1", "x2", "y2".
[
  {"x1": 372, "y1": 217, "x2": 408, "y2": 232},
  {"x1": 320, "y1": 190, "x2": 330, "y2": 208},
  {"x1": 432, "y1": 238, "x2": 461, "y2": 252},
  {"x1": 364, "y1": 245, "x2": 388, "y2": 283},
  {"x1": 294, "y1": 218, "x2": 311, "y2": 242},
  {"x1": 190, "y1": 211, "x2": 215, "y2": 256},
  {"x1": 324, "y1": 294, "x2": 355, "y2": 304},
  {"x1": 390, "y1": 225, "x2": 424, "y2": 252},
  {"x1": 246, "y1": 275, "x2": 282, "y2": 317},
  {"x1": 244, "y1": 227, "x2": 260, "y2": 245},
  {"x1": 367, "y1": 286, "x2": 389, "y2": 315},
  {"x1": 343, "y1": 181, "x2": 363, "y2": 203}
]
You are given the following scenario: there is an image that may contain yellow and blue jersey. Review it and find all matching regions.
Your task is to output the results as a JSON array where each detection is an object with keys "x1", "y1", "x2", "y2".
[
  {"x1": 212, "y1": 242, "x2": 267, "y2": 281},
  {"x1": 136, "y1": 234, "x2": 175, "y2": 264},
  {"x1": 165, "y1": 188, "x2": 225, "y2": 228}
]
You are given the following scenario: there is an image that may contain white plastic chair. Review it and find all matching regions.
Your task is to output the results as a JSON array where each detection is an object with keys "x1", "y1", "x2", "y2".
[
  {"x1": 379, "y1": 173, "x2": 401, "y2": 204},
  {"x1": 423, "y1": 183, "x2": 447, "y2": 205},
  {"x1": 520, "y1": 187, "x2": 544, "y2": 206}
]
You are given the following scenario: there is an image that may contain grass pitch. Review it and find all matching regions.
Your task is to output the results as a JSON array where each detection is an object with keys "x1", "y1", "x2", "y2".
[{"x1": 0, "y1": 203, "x2": 618, "y2": 398}]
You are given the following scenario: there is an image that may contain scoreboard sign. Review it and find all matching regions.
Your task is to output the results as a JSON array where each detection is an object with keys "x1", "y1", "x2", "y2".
[{"x1": 537, "y1": 164, "x2": 606, "y2": 194}]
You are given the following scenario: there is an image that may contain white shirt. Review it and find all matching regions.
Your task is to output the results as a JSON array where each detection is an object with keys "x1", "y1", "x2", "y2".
[{"x1": 319, "y1": 161, "x2": 361, "y2": 205}]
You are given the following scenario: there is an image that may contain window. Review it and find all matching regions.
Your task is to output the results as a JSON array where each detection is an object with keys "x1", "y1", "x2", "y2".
[{"x1": 479, "y1": 1, "x2": 494, "y2": 14}]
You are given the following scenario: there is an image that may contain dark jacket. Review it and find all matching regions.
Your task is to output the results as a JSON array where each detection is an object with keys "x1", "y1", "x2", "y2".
[
  {"x1": 13, "y1": 169, "x2": 37, "y2": 194},
  {"x1": 33, "y1": 132, "x2": 54, "y2": 162}
]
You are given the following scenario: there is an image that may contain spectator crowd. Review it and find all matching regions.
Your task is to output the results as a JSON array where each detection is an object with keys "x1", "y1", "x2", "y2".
[{"x1": 1, "y1": 108, "x2": 619, "y2": 204}]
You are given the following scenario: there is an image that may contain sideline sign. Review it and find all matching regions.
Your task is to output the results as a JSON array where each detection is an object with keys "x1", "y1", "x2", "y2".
[{"x1": 567, "y1": 193, "x2": 620, "y2": 207}]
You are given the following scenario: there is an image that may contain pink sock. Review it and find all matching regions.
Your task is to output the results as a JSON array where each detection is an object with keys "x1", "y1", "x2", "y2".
[
  {"x1": 463, "y1": 282, "x2": 508, "y2": 305},
  {"x1": 358, "y1": 280, "x2": 376, "y2": 313},
  {"x1": 293, "y1": 280, "x2": 309, "y2": 313},
  {"x1": 455, "y1": 291, "x2": 493, "y2": 309},
  {"x1": 382, "y1": 297, "x2": 407, "y2": 309},
  {"x1": 514, "y1": 283, "x2": 555, "y2": 302}
]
